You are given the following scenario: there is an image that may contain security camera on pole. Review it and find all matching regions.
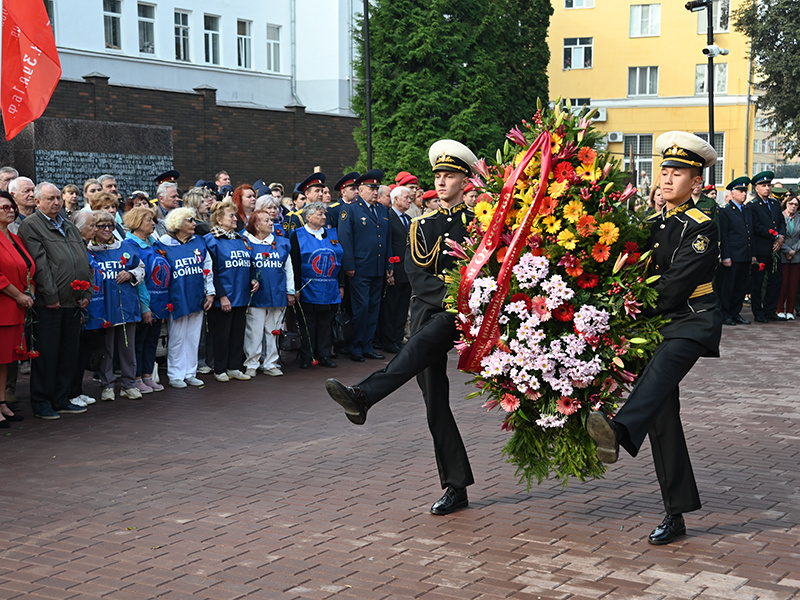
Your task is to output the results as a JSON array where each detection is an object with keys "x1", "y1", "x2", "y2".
[{"x1": 685, "y1": 0, "x2": 729, "y2": 186}]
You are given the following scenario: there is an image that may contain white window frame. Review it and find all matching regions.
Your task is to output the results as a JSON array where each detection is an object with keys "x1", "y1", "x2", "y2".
[
  {"x1": 623, "y1": 134, "x2": 654, "y2": 183},
  {"x1": 137, "y1": 3, "x2": 155, "y2": 55},
  {"x1": 630, "y1": 4, "x2": 661, "y2": 37},
  {"x1": 237, "y1": 20, "x2": 252, "y2": 69},
  {"x1": 697, "y1": 0, "x2": 730, "y2": 34},
  {"x1": 628, "y1": 66, "x2": 658, "y2": 97},
  {"x1": 695, "y1": 132, "x2": 725, "y2": 185},
  {"x1": 103, "y1": 0, "x2": 122, "y2": 50},
  {"x1": 266, "y1": 24, "x2": 281, "y2": 73},
  {"x1": 695, "y1": 63, "x2": 727, "y2": 95},
  {"x1": 174, "y1": 10, "x2": 190, "y2": 62},
  {"x1": 565, "y1": 0, "x2": 594, "y2": 8},
  {"x1": 44, "y1": 0, "x2": 56, "y2": 40},
  {"x1": 204, "y1": 15, "x2": 220, "y2": 65},
  {"x1": 563, "y1": 37, "x2": 593, "y2": 70}
]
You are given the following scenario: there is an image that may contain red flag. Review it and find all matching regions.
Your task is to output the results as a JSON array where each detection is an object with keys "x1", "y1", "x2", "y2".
[{"x1": 1, "y1": 0, "x2": 61, "y2": 140}]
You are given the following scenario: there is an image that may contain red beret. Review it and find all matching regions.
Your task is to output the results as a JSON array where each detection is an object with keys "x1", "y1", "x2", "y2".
[
  {"x1": 396, "y1": 172, "x2": 418, "y2": 187},
  {"x1": 422, "y1": 189, "x2": 438, "y2": 201}
]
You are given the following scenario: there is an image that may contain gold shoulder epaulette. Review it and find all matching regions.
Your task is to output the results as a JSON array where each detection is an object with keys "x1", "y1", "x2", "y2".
[
  {"x1": 329, "y1": 202, "x2": 340, "y2": 208},
  {"x1": 686, "y1": 208, "x2": 710, "y2": 223}
]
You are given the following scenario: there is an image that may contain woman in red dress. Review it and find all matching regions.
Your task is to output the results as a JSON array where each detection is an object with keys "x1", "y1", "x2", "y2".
[{"x1": 0, "y1": 190, "x2": 35, "y2": 426}]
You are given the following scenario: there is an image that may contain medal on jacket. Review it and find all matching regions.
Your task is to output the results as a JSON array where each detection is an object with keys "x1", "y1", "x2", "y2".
[{"x1": 361, "y1": 217, "x2": 367, "y2": 226}]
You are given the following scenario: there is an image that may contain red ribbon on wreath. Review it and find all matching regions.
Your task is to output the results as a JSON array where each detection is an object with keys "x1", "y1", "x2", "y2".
[{"x1": 457, "y1": 130, "x2": 553, "y2": 372}]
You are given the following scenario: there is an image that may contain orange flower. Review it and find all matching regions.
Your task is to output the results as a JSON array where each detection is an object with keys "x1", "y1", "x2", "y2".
[
  {"x1": 539, "y1": 196, "x2": 557, "y2": 216},
  {"x1": 592, "y1": 243, "x2": 610, "y2": 262},
  {"x1": 565, "y1": 262, "x2": 584, "y2": 277},
  {"x1": 578, "y1": 146, "x2": 597, "y2": 165},
  {"x1": 496, "y1": 246, "x2": 508, "y2": 263},
  {"x1": 576, "y1": 214, "x2": 597, "y2": 237}
]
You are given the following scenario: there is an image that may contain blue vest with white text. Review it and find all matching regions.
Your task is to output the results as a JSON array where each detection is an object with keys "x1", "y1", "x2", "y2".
[
  {"x1": 297, "y1": 228, "x2": 343, "y2": 305},
  {"x1": 250, "y1": 237, "x2": 291, "y2": 307},
  {"x1": 128, "y1": 241, "x2": 172, "y2": 320},
  {"x1": 204, "y1": 234, "x2": 253, "y2": 308},
  {"x1": 89, "y1": 244, "x2": 142, "y2": 325},
  {"x1": 154, "y1": 236, "x2": 207, "y2": 319},
  {"x1": 84, "y1": 250, "x2": 107, "y2": 330}
]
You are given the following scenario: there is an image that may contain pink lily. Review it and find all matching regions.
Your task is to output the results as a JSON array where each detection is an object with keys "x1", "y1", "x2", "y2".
[
  {"x1": 473, "y1": 157, "x2": 491, "y2": 179},
  {"x1": 506, "y1": 125, "x2": 528, "y2": 147},
  {"x1": 444, "y1": 237, "x2": 469, "y2": 260}
]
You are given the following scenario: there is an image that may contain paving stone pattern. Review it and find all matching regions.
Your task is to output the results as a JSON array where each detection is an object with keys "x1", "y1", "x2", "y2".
[{"x1": 1, "y1": 321, "x2": 799, "y2": 599}]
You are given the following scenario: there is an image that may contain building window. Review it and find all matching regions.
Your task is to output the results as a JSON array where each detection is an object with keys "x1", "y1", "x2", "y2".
[
  {"x1": 204, "y1": 15, "x2": 220, "y2": 65},
  {"x1": 174, "y1": 11, "x2": 190, "y2": 61},
  {"x1": 565, "y1": 0, "x2": 594, "y2": 8},
  {"x1": 563, "y1": 38, "x2": 592, "y2": 70},
  {"x1": 695, "y1": 132, "x2": 725, "y2": 185},
  {"x1": 628, "y1": 66, "x2": 658, "y2": 96},
  {"x1": 266, "y1": 24, "x2": 281, "y2": 72},
  {"x1": 138, "y1": 4, "x2": 155, "y2": 54},
  {"x1": 697, "y1": 0, "x2": 730, "y2": 34},
  {"x1": 623, "y1": 134, "x2": 654, "y2": 184},
  {"x1": 44, "y1": 0, "x2": 56, "y2": 39},
  {"x1": 695, "y1": 63, "x2": 727, "y2": 94},
  {"x1": 237, "y1": 20, "x2": 252, "y2": 68},
  {"x1": 103, "y1": 0, "x2": 122, "y2": 50},
  {"x1": 630, "y1": 4, "x2": 661, "y2": 37}
]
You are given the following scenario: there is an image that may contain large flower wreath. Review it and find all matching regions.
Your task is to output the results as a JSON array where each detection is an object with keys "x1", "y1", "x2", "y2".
[{"x1": 444, "y1": 100, "x2": 668, "y2": 487}]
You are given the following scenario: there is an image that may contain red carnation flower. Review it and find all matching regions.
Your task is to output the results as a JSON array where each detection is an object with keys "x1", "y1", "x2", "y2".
[
  {"x1": 28, "y1": 350, "x2": 39, "y2": 359},
  {"x1": 167, "y1": 303, "x2": 174, "y2": 312},
  {"x1": 388, "y1": 256, "x2": 401, "y2": 264},
  {"x1": 758, "y1": 262, "x2": 765, "y2": 271},
  {"x1": 262, "y1": 252, "x2": 269, "y2": 259},
  {"x1": 120, "y1": 254, "x2": 129, "y2": 266},
  {"x1": 271, "y1": 329, "x2": 282, "y2": 336},
  {"x1": 93, "y1": 285, "x2": 100, "y2": 292},
  {"x1": 102, "y1": 321, "x2": 111, "y2": 328},
  {"x1": 311, "y1": 359, "x2": 319, "y2": 366},
  {"x1": 203, "y1": 269, "x2": 210, "y2": 276},
  {"x1": 553, "y1": 302, "x2": 575, "y2": 322}
]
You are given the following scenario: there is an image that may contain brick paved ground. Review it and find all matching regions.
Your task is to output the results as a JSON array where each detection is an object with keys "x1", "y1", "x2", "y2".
[{"x1": 1, "y1": 318, "x2": 799, "y2": 600}]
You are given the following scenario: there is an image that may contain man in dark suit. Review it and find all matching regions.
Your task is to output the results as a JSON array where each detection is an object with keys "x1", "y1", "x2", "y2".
[
  {"x1": 718, "y1": 176, "x2": 754, "y2": 325},
  {"x1": 326, "y1": 140, "x2": 479, "y2": 516},
  {"x1": 378, "y1": 185, "x2": 414, "y2": 353},
  {"x1": 749, "y1": 170, "x2": 786, "y2": 322},
  {"x1": 337, "y1": 170, "x2": 393, "y2": 361}
]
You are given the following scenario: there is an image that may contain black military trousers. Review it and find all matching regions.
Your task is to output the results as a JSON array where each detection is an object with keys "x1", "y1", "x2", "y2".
[
  {"x1": 379, "y1": 280, "x2": 412, "y2": 348},
  {"x1": 614, "y1": 337, "x2": 705, "y2": 515},
  {"x1": 751, "y1": 255, "x2": 783, "y2": 318},
  {"x1": 720, "y1": 261, "x2": 751, "y2": 319},
  {"x1": 357, "y1": 304, "x2": 475, "y2": 490}
]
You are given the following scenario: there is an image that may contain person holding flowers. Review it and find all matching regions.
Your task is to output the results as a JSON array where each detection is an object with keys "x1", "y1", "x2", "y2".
[
  {"x1": 0, "y1": 190, "x2": 33, "y2": 426},
  {"x1": 749, "y1": 170, "x2": 786, "y2": 322},
  {"x1": 89, "y1": 211, "x2": 145, "y2": 401},
  {"x1": 326, "y1": 140, "x2": 479, "y2": 516},
  {"x1": 587, "y1": 131, "x2": 722, "y2": 545},
  {"x1": 242, "y1": 209, "x2": 295, "y2": 377}
]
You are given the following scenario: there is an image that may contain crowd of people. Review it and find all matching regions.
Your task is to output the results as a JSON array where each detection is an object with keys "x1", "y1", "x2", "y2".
[{"x1": 0, "y1": 164, "x2": 453, "y2": 423}]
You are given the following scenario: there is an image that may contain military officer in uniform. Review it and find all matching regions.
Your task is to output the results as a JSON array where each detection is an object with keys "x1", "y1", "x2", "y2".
[
  {"x1": 285, "y1": 173, "x2": 326, "y2": 235},
  {"x1": 587, "y1": 131, "x2": 722, "y2": 545},
  {"x1": 325, "y1": 140, "x2": 478, "y2": 516},
  {"x1": 337, "y1": 169, "x2": 392, "y2": 361},
  {"x1": 327, "y1": 171, "x2": 360, "y2": 229},
  {"x1": 719, "y1": 176, "x2": 755, "y2": 325},
  {"x1": 749, "y1": 170, "x2": 786, "y2": 322}
]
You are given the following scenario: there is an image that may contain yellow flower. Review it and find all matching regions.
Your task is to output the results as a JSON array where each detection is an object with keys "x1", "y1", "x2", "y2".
[
  {"x1": 563, "y1": 199, "x2": 586, "y2": 223},
  {"x1": 557, "y1": 229, "x2": 577, "y2": 250},
  {"x1": 597, "y1": 221, "x2": 620, "y2": 245},
  {"x1": 550, "y1": 133, "x2": 563, "y2": 154},
  {"x1": 506, "y1": 206, "x2": 519, "y2": 226},
  {"x1": 474, "y1": 200, "x2": 496, "y2": 229},
  {"x1": 524, "y1": 155, "x2": 541, "y2": 178},
  {"x1": 547, "y1": 179, "x2": 569, "y2": 199},
  {"x1": 542, "y1": 215, "x2": 562, "y2": 234},
  {"x1": 577, "y1": 164, "x2": 602, "y2": 181}
]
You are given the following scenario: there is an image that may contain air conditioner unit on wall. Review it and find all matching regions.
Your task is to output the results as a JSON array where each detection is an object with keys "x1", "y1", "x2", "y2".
[
  {"x1": 592, "y1": 107, "x2": 607, "y2": 122},
  {"x1": 607, "y1": 131, "x2": 624, "y2": 143}
]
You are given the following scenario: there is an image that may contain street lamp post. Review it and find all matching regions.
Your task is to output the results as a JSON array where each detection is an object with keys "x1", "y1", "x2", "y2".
[{"x1": 363, "y1": 0, "x2": 372, "y2": 170}]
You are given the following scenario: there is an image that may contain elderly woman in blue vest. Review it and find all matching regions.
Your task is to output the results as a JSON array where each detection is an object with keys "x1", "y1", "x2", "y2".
[
  {"x1": 204, "y1": 201, "x2": 260, "y2": 382},
  {"x1": 255, "y1": 195, "x2": 286, "y2": 238},
  {"x1": 155, "y1": 207, "x2": 214, "y2": 388},
  {"x1": 88, "y1": 211, "x2": 145, "y2": 402},
  {"x1": 289, "y1": 201, "x2": 344, "y2": 369},
  {"x1": 242, "y1": 210, "x2": 295, "y2": 377},
  {"x1": 124, "y1": 206, "x2": 169, "y2": 394},
  {"x1": 66, "y1": 211, "x2": 103, "y2": 408}
]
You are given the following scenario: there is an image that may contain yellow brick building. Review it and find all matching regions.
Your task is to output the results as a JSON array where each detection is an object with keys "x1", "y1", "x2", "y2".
[{"x1": 547, "y1": 0, "x2": 762, "y2": 191}]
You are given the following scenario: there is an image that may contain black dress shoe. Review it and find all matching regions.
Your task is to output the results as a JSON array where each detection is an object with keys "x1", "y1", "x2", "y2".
[
  {"x1": 325, "y1": 379, "x2": 368, "y2": 425},
  {"x1": 299, "y1": 361, "x2": 312, "y2": 369},
  {"x1": 363, "y1": 352, "x2": 385, "y2": 360},
  {"x1": 722, "y1": 318, "x2": 737, "y2": 326},
  {"x1": 734, "y1": 315, "x2": 751, "y2": 324},
  {"x1": 768, "y1": 313, "x2": 787, "y2": 321},
  {"x1": 350, "y1": 354, "x2": 365, "y2": 362},
  {"x1": 755, "y1": 316, "x2": 769, "y2": 323},
  {"x1": 320, "y1": 358, "x2": 337, "y2": 368},
  {"x1": 648, "y1": 513, "x2": 686, "y2": 545},
  {"x1": 586, "y1": 412, "x2": 619, "y2": 464},
  {"x1": 430, "y1": 487, "x2": 468, "y2": 515}
]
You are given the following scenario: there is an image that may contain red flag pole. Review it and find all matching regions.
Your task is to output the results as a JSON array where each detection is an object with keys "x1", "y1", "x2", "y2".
[{"x1": 2, "y1": 0, "x2": 62, "y2": 140}]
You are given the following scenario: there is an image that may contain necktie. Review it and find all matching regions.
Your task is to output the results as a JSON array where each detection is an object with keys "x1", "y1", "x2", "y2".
[
  {"x1": 370, "y1": 204, "x2": 377, "y2": 219},
  {"x1": 402, "y1": 214, "x2": 410, "y2": 229}
]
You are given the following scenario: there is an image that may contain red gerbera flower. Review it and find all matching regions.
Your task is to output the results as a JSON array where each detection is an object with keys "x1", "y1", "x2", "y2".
[
  {"x1": 624, "y1": 241, "x2": 639, "y2": 254},
  {"x1": 510, "y1": 292, "x2": 533, "y2": 311},
  {"x1": 576, "y1": 273, "x2": 600, "y2": 289},
  {"x1": 539, "y1": 196, "x2": 557, "y2": 216},
  {"x1": 626, "y1": 252, "x2": 641, "y2": 265},
  {"x1": 556, "y1": 396, "x2": 581, "y2": 415},
  {"x1": 553, "y1": 302, "x2": 575, "y2": 322},
  {"x1": 553, "y1": 161, "x2": 575, "y2": 183}
]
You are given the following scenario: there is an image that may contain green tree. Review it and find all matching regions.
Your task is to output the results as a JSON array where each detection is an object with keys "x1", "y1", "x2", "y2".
[
  {"x1": 352, "y1": 0, "x2": 553, "y2": 186},
  {"x1": 734, "y1": 0, "x2": 800, "y2": 158}
]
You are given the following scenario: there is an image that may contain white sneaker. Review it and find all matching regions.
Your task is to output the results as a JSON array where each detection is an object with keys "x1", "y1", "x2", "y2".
[
  {"x1": 226, "y1": 369, "x2": 251, "y2": 381},
  {"x1": 101, "y1": 388, "x2": 115, "y2": 402},
  {"x1": 120, "y1": 387, "x2": 143, "y2": 400},
  {"x1": 185, "y1": 376, "x2": 204, "y2": 386},
  {"x1": 778, "y1": 312, "x2": 786, "y2": 319},
  {"x1": 244, "y1": 368, "x2": 257, "y2": 378},
  {"x1": 264, "y1": 367, "x2": 283, "y2": 377},
  {"x1": 787, "y1": 313, "x2": 796, "y2": 320},
  {"x1": 80, "y1": 394, "x2": 96, "y2": 405},
  {"x1": 169, "y1": 379, "x2": 188, "y2": 388},
  {"x1": 214, "y1": 372, "x2": 230, "y2": 382},
  {"x1": 70, "y1": 397, "x2": 88, "y2": 407},
  {"x1": 197, "y1": 366, "x2": 213, "y2": 374}
]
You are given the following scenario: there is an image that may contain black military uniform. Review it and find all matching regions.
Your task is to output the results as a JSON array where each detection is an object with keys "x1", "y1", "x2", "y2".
[
  {"x1": 588, "y1": 131, "x2": 722, "y2": 546},
  {"x1": 718, "y1": 176, "x2": 754, "y2": 324},
  {"x1": 749, "y1": 171, "x2": 786, "y2": 322},
  {"x1": 326, "y1": 139, "x2": 479, "y2": 515}
]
